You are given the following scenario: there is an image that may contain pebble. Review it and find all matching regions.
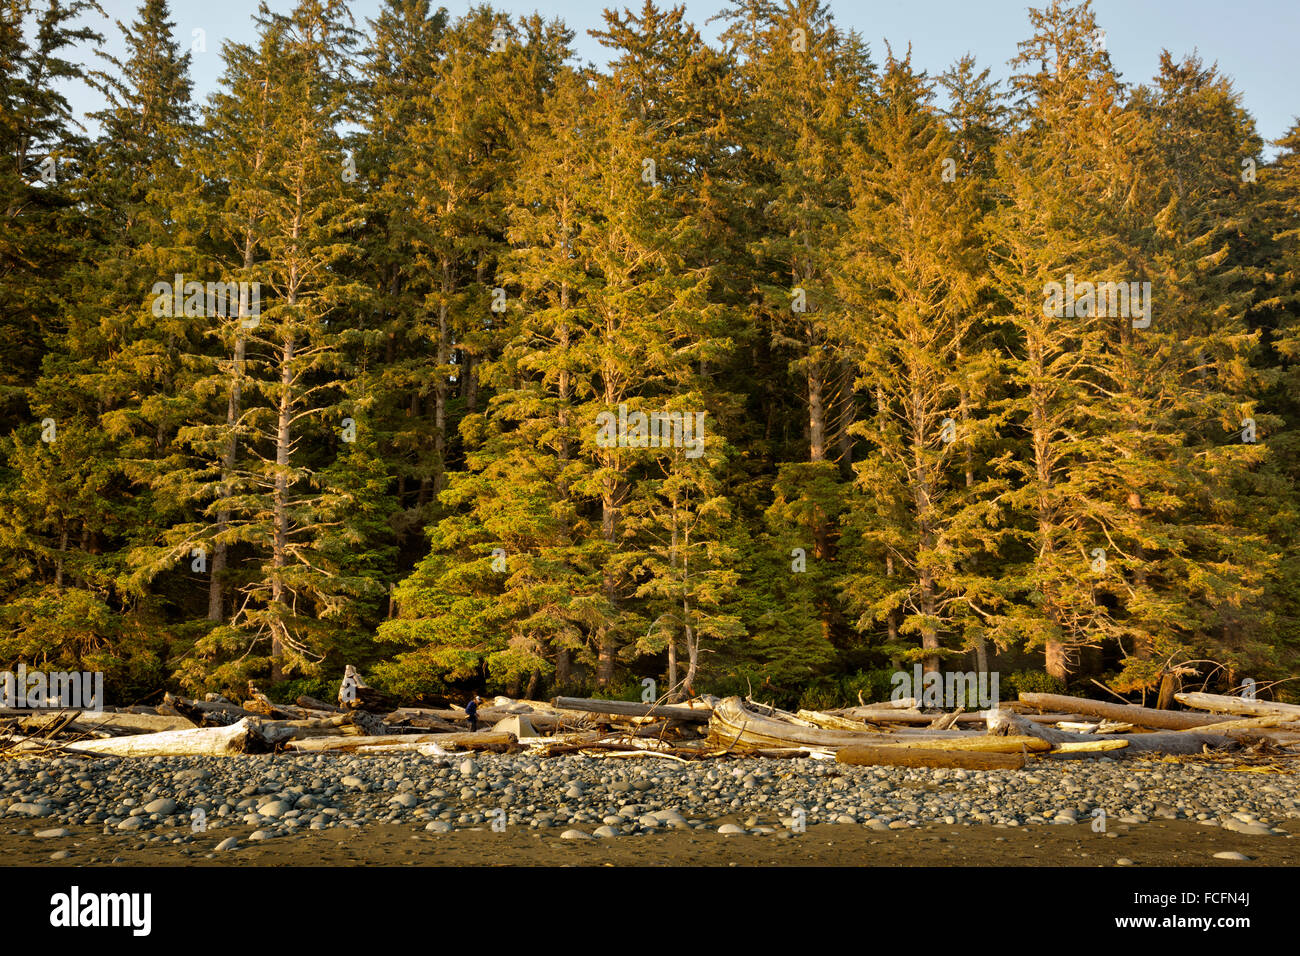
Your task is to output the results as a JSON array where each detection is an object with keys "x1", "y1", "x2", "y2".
[
  {"x1": 1221, "y1": 819, "x2": 1275, "y2": 836},
  {"x1": 1213, "y1": 851, "x2": 1251, "y2": 861},
  {"x1": 34, "y1": 827, "x2": 72, "y2": 838},
  {"x1": 215, "y1": 837, "x2": 239, "y2": 851},
  {"x1": 560, "y1": 829, "x2": 593, "y2": 841},
  {"x1": 0, "y1": 751, "x2": 1292, "y2": 852}
]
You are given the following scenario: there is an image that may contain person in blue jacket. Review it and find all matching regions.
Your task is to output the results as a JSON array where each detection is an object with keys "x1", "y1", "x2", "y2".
[{"x1": 466, "y1": 694, "x2": 481, "y2": 732}]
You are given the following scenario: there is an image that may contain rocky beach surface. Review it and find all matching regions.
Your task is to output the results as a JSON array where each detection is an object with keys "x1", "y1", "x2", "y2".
[{"x1": 2, "y1": 752, "x2": 1296, "y2": 864}]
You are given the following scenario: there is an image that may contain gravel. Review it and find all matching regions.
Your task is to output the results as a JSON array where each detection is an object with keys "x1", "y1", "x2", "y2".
[{"x1": 4, "y1": 753, "x2": 1296, "y2": 847}]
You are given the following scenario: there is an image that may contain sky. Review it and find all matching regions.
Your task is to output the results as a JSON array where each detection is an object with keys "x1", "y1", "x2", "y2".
[{"x1": 59, "y1": 0, "x2": 1300, "y2": 156}]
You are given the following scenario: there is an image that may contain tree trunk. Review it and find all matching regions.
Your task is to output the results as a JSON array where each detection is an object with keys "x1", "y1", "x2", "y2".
[
  {"x1": 667, "y1": 635, "x2": 678, "y2": 701},
  {"x1": 808, "y1": 359, "x2": 826, "y2": 462},
  {"x1": 434, "y1": 258, "x2": 451, "y2": 493},
  {"x1": 835, "y1": 359, "x2": 855, "y2": 478},
  {"x1": 554, "y1": 648, "x2": 570, "y2": 689},
  {"x1": 596, "y1": 378, "x2": 620, "y2": 689},
  {"x1": 210, "y1": 327, "x2": 244, "y2": 622},
  {"x1": 270, "y1": 329, "x2": 294, "y2": 683},
  {"x1": 682, "y1": 622, "x2": 698, "y2": 699}
]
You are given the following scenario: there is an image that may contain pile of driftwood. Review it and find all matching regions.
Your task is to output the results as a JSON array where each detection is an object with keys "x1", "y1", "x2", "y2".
[
  {"x1": 704, "y1": 691, "x2": 1300, "y2": 769},
  {"x1": 2, "y1": 676, "x2": 1298, "y2": 768}
]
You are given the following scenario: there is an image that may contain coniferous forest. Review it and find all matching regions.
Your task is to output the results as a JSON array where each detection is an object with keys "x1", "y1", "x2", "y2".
[{"x1": 3, "y1": 0, "x2": 1299, "y2": 709}]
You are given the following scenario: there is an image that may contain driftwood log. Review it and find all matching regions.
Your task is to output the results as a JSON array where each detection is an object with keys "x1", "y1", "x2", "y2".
[
  {"x1": 297, "y1": 695, "x2": 346, "y2": 713},
  {"x1": 989, "y1": 709, "x2": 1236, "y2": 756},
  {"x1": 552, "y1": 697, "x2": 711, "y2": 723},
  {"x1": 61, "y1": 717, "x2": 283, "y2": 756},
  {"x1": 1017, "y1": 692, "x2": 1224, "y2": 730},
  {"x1": 838, "y1": 745, "x2": 1027, "y2": 770},
  {"x1": 386, "y1": 705, "x2": 543, "y2": 725},
  {"x1": 1174, "y1": 692, "x2": 1300, "y2": 720},
  {"x1": 826, "y1": 699, "x2": 919, "y2": 716},
  {"x1": 12, "y1": 710, "x2": 194, "y2": 735},
  {"x1": 282, "y1": 730, "x2": 515, "y2": 753},
  {"x1": 708, "y1": 697, "x2": 971, "y2": 751},
  {"x1": 160, "y1": 692, "x2": 255, "y2": 726}
]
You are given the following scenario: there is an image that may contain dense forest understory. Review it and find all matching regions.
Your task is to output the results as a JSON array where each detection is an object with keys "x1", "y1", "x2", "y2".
[{"x1": 2, "y1": 0, "x2": 1298, "y2": 709}]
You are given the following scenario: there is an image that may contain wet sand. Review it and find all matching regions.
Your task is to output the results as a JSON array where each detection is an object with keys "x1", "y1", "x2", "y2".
[{"x1": 4, "y1": 818, "x2": 1295, "y2": 867}]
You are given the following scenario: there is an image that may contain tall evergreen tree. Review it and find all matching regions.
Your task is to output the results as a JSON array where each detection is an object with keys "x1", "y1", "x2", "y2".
[
  {"x1": 716, "y1": 0, "x2": 874, "y2": 664},
  {"x1": 836, "y1": 53, "x2": 1002, "y2": 677},
  {"x1": 987, "y1": 0, "x2": 1136, "y2": 682}
]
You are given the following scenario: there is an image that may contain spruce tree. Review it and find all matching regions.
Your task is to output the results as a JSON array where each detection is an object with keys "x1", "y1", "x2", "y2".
[
  {"x1": 988, "y1": 0, "x2": 1135, "y2": 682},
  {"x1": 836, "y1": 53, "x2": 1002, "y2": 678}
]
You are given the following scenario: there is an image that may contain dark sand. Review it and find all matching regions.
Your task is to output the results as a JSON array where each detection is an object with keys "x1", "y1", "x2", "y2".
[{"x1": 4, "y1": 818, "x2": 1295, "y2": 867}]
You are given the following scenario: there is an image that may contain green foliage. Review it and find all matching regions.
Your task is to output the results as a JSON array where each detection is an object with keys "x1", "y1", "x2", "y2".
[
  {"x1": 0, "y1": 0, "x2": 1297, "y2": 707},
  {"x1": 795, "y1": 670, "x2": 897, "y2": 711},
  {"x1": 1002, "y1": 669, "x2": 1068, "y2": 699}
]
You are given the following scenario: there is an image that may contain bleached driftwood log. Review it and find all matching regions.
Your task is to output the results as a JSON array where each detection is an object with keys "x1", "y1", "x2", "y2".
[
  {"x1": 793, "y1": 709, "x2": 887, "y2": 732},
  {"x1": 552, "y1": 697, "x2": 711, "y2": 723},
  {"x1": 828, "y1": 698, "x2": 920, "y2": 715},
  {"x1": 1018, "y1": 692, "x2": 1224, "y2": 730},
  {"x1": 988, "y1": 709, "x2": 1235, "y2": 756},
  {"x1": 1189, "y1": 715, "x2": 1300, "y2": 732},
  {"x1": 61, "y1": 717, "x2": 279, "y2": 756},
  {"x1": 1174, "y1": 692, "x2": 1300, "y2": 721},
  {"x1": 387, "y1": 704, "x2": 553, "y2": 725},
  {"x1": 708, "y1": 697, "x2": 971, "y2": 751},
  {"x1": 282, "y1": 730, "x2": 515, "y2": 753},
  {"x1": 1051, "y1": 740, "x2": 1129, "y2": 754},
  {"x1": 13, "y1": 711, "x2": 194, "y2": 735}
]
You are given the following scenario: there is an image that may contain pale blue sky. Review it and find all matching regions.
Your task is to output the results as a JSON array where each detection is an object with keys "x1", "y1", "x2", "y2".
[{"x1": 61, "y1": 0, "x2": 1299, "y2": 155}]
